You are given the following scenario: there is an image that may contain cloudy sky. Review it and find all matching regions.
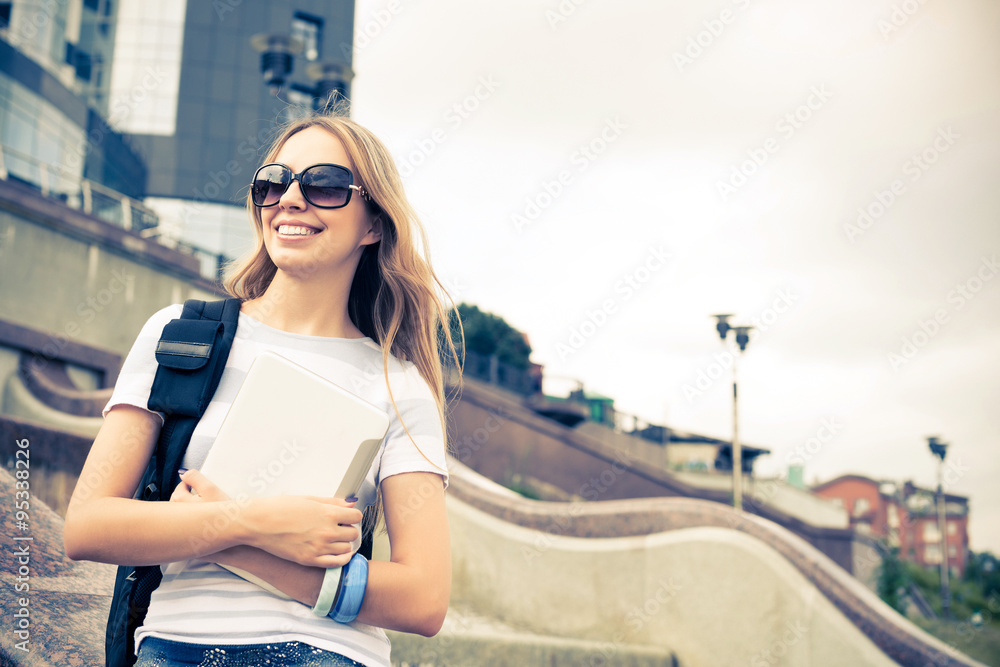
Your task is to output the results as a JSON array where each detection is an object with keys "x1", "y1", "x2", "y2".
[{"x1": 347, "y1": 0, "x2": 1000, "y2": 553}]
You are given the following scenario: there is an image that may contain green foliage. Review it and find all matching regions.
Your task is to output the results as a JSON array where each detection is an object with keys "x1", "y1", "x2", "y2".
[
  {"x1": 454, "y1": 303, "x2": 532, "y2": 369},
  {"x1": 877, "y1": 547, "x2": 908, "y2": 614}
]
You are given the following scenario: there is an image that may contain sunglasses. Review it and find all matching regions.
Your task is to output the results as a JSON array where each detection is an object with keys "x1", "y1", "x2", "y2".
[{"x1": 250, "y1": 163, "x2": 369, "y2": 209}]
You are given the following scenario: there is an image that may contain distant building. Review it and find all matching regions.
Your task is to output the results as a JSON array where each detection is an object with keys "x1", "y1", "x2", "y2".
[
  {"x1": 1, "y1": 0, "x2": 357, "y2": 281},
  {"x1": 812, "y1": 474, "x2": 969, "y2": 578}
]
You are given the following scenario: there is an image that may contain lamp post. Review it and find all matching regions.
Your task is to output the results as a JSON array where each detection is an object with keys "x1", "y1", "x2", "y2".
[
  {"x1": 928, "y1": 436, "x2": 950, "y2": 619},
  {"x1": 712, "y1": 315, "x2": 753, "y2": 511},
  {"x1": 306, "y1": 61, "x2": 355, "y2": 111},
  {"x1": 250, "y1": 34, "x2": 304, "y2": 95}
]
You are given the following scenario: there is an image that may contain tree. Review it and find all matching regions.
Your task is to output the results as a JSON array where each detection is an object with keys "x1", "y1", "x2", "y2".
[
  {"x1": 877, "y1": 547, "x2": 908, "y2": 614},
  {"x1": 454, "y1": 303, "x2": 532, "y2": 369}
]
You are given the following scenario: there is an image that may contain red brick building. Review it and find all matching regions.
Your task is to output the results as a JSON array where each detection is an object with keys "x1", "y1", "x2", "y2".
[{"x1": 812, "y1": 475, "x2": 969, "y2": 578}]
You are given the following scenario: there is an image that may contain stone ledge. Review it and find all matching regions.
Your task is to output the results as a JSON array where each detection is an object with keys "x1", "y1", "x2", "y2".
[{"x1": 446, "y1": 458, "x2": 986, "y2": 667}]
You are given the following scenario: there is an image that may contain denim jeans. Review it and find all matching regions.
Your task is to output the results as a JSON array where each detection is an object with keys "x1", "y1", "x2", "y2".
[{"x1": 135, "y1": 637, "x2": 365, "y2": 666}]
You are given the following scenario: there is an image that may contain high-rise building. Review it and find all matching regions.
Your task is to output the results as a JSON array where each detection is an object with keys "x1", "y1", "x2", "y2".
[
  {"x1": 109, "y1": 0, "x2": 355, "y2": 274},
  {"x1": 1, "y1": 0, "x2": 357, "y2": 278}
]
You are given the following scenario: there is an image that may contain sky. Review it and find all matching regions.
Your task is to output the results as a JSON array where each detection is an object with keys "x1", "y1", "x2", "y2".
[{"x1": 346, "y1": 0, "x2": 1000, "y2": 553}]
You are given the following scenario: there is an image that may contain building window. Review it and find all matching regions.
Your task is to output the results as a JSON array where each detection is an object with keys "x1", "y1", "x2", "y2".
[
  {"x1": 947, "y1": 522, "x2": 957, "y2": 536},
  {"x1": 924, "y1": 544, "x2": 942, "y2": 564},
  {"x1": 923, "y1": 521, "x2": 941, "y2": 542},
  {"x1": 887, "y1": 504, "x2": 899, "y2": 527},
  {"x1": 292, "y1": 12, "x2": 323, "y2": 61},
  {"x1": 949, "y1": 545, "x2": 957, "y2": 558},
  {"x1": 853, "y1": 497, "x2": 870, "y2": 517},
  {"x1": 108, "y1": 0, "x2": 186, "y2": 135}
]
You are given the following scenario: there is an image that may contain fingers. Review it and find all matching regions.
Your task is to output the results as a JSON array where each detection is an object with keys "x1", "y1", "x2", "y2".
[
  {"x1": 179, "y1": 469, "x2": 231, "y2": 502},
  {"x1": 169, "y1": 478, "x2": 195, "y2": 502}
]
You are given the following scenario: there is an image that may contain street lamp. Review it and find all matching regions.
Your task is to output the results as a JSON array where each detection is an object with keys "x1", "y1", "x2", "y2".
[
  {"x1": 306, "y1": 61, "x2": 354, "y2": 111},
  {"x1": 251, "y1": 33, "x2": 304, "y2": 95},
  {"x1": 712, "y1": 314, "x2": 753, "y2": 511},
  {"x1": 928, "y1": 435, "x2": 951, "y2": 618}
]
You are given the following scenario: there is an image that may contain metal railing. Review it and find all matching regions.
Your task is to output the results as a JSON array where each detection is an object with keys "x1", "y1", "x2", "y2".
[
  {"x1": 0, "y1": 143, "x2": 229, "y2": 281},
  {"x1": 454, "y1": 350, "x2": 538, "y2": 396}
]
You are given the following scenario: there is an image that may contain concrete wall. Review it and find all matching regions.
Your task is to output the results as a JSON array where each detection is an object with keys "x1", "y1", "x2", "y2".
[
  {"x1": 449, "y1": 497, "x2": 899, "y2": 667},
  {"x1": 0, "y1": 178, "x2": 224, "y2": 361},
  {"x1": 450, "y1": 377, "x2": 859, "y2": 573}
]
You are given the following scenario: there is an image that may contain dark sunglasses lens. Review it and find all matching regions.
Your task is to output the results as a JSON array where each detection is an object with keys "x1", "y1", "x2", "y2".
[
  {"x1": 301, "y1": 165, "x2": 352, "y2": 208},
  {"x1": 251, "y1": 165, "x2": 290, "y2": 206}
]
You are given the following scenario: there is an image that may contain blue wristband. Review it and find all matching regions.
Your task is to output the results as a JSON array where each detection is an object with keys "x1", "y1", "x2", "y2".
[
  {"x1": 312, "y1": 566, "x2": 343, "y2": 617},
  {"x1": 330, "y1": 553, "x2": 368, "y2": 624}
]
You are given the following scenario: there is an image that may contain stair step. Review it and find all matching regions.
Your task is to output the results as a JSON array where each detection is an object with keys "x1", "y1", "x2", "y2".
[{"x1": 387, "y1": 607, "x2": 678, "y2": 667}]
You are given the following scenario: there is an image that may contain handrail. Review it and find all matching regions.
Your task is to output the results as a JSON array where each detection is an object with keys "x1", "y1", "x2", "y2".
[{"x1": 0, "y1": 143, "x2": 230, "y2": 281}]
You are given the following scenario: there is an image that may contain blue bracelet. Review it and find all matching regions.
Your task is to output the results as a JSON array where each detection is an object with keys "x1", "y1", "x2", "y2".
[{"x1": 330, "y1": 553, "x2": 368, "y2": 624}]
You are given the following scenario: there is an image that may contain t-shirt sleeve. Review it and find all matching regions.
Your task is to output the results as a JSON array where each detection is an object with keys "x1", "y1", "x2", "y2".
[
  {"x1": 103, "y1": 304, "x2": 183, "y2": 424},
  {"x1": 377, "y1": 362, "x2": 449, "y2": 488}
]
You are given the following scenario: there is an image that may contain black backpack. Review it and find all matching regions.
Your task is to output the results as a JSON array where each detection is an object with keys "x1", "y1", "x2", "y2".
[
  {"x1": 105, "y1": 298, "x2": 241, "y2": 667},
  {"x1": 104, "y1": 298, "x2": 377, "y2": 666}
]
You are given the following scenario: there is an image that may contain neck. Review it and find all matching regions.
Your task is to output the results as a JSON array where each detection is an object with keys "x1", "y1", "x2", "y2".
[{"x1": 245, "y1": 269, "x2": 364, "y2": 339}]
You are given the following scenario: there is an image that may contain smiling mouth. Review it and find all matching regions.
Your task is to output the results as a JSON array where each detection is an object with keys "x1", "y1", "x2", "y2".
[{"x1": 277, "y1": 225, "x2": 319, "y2": 236}]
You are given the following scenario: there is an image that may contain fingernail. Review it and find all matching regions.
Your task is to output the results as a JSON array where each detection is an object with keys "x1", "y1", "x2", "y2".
[
  {"x1": 178, "y1": 468, "x2": 188, "y2": 476},
  {"x1": 346, "y1": 495, "x2": 358, "y2": 503}
]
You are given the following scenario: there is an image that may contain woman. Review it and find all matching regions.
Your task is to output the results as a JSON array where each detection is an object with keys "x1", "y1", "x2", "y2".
[{"x1": 63, "y1": 111, "x2": 459, "y2": 667}]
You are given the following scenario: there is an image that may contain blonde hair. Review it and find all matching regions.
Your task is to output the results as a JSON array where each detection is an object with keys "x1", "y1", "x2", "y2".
[{"x1": 224, "y1": 111, "x2": 462, "y2": 533}]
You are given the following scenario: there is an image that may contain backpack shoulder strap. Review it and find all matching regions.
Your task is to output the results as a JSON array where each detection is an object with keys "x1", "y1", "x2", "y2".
[
  {"x1": 107, "y1": 298, "x2": 241, "y2": 667},
  {"x1": 146, "y1": 297, "x2": 241, "y2": 499}
]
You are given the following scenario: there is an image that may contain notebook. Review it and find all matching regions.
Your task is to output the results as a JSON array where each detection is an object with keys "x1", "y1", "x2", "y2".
[
  {"x1": 197, "y1": 351, "x2": 390, "y2": 596},
  {"x1": 200, "y1": 350, "x2": 390, "y2": 500}
]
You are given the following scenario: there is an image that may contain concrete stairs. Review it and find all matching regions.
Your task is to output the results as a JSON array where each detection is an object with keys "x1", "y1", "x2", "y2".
[{"x1": 388, "y1": 605, "x2": 678, "y2": 667}]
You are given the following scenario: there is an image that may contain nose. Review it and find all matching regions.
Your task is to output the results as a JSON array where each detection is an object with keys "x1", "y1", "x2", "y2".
[{"x1": 278, "y1": 176, "x2": 307, "y2": 209}]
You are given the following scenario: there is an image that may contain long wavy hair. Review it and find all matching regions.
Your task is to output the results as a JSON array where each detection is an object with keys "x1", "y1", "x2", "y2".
[{"x1": 224, "y1": 111, "x2": 462, "y2": 536}]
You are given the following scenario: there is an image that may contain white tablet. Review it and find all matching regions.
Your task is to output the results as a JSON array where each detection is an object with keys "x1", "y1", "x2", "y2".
[{"x1": 200, "y1": 350, "x2": 390, "y2": 501}]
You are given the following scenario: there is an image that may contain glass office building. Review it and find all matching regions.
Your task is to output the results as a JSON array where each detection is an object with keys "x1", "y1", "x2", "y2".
[{"x1": 111, "y1": 0, "x2": 355, "y2": 269}]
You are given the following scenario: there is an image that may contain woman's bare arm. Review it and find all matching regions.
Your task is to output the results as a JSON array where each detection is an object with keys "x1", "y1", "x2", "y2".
[
  {"x1": 205, "y1": 470, "x2": 451, "y2": 636},
  {"x1": 63, "y1": 405, "x2": 361, "y2": 568}
]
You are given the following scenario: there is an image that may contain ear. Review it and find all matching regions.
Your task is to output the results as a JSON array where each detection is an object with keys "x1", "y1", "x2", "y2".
[{"x1": 361, "y1": 215, "x2": 383, "y2": 246}]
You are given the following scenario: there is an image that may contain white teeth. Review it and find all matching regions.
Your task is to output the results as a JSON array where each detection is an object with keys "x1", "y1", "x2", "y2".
[{"x1": 278, "y1": 225, "x2": 318, "y2": 236}]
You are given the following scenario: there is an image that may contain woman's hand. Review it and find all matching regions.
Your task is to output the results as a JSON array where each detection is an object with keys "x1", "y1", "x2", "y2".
[
  {"x1": 240, "y1": 495, "x2": 362, "y2": 568},
  {"x1": 170, "y1": 469, "x2": 230, "y2": 503},
  {"x1": 170, "y1": 469, "x2": 361, "y2": 568}
]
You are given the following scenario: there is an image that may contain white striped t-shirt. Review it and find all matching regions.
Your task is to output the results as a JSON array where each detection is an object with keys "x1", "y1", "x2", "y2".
[{"x1": 104, "y1": 304, "x2": 449, "y2": 667}]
